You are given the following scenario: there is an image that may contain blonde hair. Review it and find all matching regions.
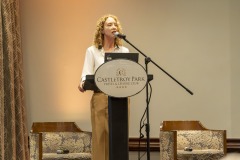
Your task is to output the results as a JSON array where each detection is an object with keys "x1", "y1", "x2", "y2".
[{"x1": 93, "y1": 14, "x2": 123, "y2": 49}]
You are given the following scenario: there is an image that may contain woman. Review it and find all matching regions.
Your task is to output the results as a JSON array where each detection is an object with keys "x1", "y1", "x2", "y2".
[{"x1": 78, "y1": 14, "x2": 129, "y2": 160}]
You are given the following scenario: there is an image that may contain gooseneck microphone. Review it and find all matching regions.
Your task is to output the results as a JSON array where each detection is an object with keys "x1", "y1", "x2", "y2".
[{"x1": 114, "y1": 32, "x2": 126, "y2": 39}]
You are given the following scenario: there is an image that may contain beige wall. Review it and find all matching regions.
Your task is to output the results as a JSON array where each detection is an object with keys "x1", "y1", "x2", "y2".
[
  {"x1": 21, "y1": 0, "x2": 240, "y2": 141},
  {"x1": 230, "y1": 0, "x2": 240, "y2": 138}
]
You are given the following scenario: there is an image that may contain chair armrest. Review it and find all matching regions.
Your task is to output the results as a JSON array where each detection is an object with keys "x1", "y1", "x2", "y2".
[
  {"x1": 160, "y1": 131, "x2": 177, "y2": 160},
  {"x1": 212, "y1": 130, "x2": 227, "y2": 154},
  {"x1": 29, "y1": 133, "x2": 42, "y2": 160}
]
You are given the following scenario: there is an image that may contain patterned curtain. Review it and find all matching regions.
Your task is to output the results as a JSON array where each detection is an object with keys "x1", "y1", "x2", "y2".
[{"x1": 0, "y1": 0, "x2": 29, "y2": 159}]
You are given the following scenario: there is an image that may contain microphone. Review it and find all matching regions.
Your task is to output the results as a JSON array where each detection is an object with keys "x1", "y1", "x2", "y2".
[{"x1": 114, "y1": 32, "x2": 126, "y2": 39}]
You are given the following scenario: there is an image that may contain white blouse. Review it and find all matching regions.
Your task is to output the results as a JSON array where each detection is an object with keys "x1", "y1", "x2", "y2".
[{"x1": 80, "y1": 45, "x2": 129, "y2": 82}]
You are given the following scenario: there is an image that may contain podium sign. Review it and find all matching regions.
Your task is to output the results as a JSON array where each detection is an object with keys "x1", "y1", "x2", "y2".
[{"x1": 95, "y1": 59, "x2": 147, "y2": 97}]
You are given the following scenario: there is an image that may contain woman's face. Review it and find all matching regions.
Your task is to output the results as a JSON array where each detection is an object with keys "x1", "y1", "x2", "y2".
[{"x1": 102, "y1": 17, "x2": 118, "y2": 38}]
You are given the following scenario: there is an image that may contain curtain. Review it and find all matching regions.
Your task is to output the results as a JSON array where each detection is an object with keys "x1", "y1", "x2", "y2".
[{"x1": 0, "y1": 0, "x2": 29, "y2": 159}]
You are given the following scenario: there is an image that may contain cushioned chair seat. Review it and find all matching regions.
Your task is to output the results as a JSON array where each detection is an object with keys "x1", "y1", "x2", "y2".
[
  {"x1": 43, "y1": 153, "x2": 91, "y2": 160},
  {"x1": 177, "y1": 149, "x2": 224, "y2": 160}
]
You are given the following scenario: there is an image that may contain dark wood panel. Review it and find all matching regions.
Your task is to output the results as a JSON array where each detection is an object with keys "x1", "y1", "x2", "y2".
[{"x1": 129, "y1": 137, "x2": 240, "y2": 153}]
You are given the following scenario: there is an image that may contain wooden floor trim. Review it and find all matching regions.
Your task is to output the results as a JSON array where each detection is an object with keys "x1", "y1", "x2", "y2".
[{"x1": 129, "y1": 137, "x2": 240, "y2": 153}]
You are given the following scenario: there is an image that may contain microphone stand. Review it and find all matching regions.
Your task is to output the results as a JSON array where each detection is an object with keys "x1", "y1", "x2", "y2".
[
  {"x1": 121, "y1": 36, "x2": 193, "y2": 160},
  {"x1": 145, "y1": 57, "x2": 151, "y2": 160}
]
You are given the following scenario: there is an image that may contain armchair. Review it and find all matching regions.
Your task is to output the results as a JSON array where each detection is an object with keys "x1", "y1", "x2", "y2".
[
  {"x1": 29, "y1": 122, "x2": 92, "y2": 160},
  {"x1": 159, "y1": 121, "x2": 226, "y2": 160}
]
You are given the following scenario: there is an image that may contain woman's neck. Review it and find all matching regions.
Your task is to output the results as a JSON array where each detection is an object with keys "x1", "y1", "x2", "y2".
[{"x1": 103, "y1": 37, "x2": 115, "y2": 52}]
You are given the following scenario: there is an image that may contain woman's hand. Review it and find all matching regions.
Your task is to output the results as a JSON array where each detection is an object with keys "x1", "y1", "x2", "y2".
[{"x1": 78, "y1": 81, "x2": 85, "y2": 92}]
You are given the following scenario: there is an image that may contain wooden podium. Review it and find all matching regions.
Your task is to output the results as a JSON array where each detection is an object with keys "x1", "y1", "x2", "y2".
[
  {"x1": 83, "y1": 55, "x2": 153, "y2": 160},
  {"x1": 84, "y1": 71, "x2": 152, "y2": 160}
]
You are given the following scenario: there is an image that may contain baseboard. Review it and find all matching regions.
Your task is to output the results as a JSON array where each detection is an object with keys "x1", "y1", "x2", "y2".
[
  {"x1": 129, "y1": 137, "x2": 240, "y2": 153},
  {"x1": 227, "y1": 138, "x2": 240, "y2": 153}
]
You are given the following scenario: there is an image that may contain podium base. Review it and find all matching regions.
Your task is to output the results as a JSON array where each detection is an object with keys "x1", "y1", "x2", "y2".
[{"x1": 108, "y1": 97, "x2": 129, "y2": 160}]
